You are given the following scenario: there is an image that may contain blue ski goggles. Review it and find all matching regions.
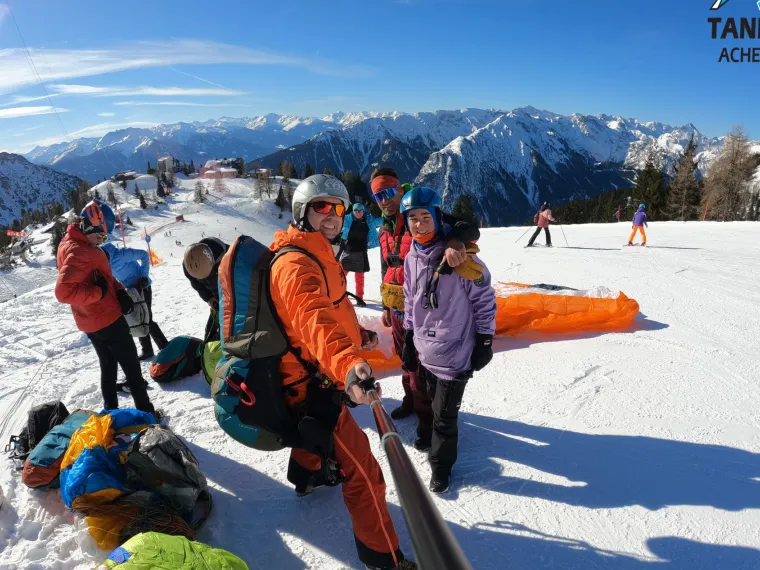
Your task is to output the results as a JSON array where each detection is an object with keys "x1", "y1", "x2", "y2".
[{"x1": 372, "y1": 186, "x2": 398, "y2": 203}]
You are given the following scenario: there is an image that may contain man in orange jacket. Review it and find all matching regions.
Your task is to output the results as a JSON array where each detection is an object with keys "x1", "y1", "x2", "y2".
[
  {"x1": 55, "y1": 201, "x2": 155, "y2": 414},
  {"x1": 269, "y1": 175, "x2": 414, "y2": 570}
]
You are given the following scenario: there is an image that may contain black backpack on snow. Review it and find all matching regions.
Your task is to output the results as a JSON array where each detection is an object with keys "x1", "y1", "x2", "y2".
[{"x1": 4, "y1": 401, "x2": 70, "y2": 461}]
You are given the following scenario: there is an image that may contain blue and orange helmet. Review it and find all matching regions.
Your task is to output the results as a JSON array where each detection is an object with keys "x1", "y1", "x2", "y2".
[{"x1": 80, "y1": 200, "x2": 115, "y2": 235}]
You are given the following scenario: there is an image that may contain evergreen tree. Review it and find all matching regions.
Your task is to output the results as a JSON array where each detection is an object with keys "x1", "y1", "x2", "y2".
[
  {"x1": 667, "y1": 135, "x2": 701, "y2": 221},
  {"x1": 634, "y1": 150, "x2": 667, "y2": 220},
  {"x1": 106, "y1": 183, "x2": 118, "y2": 207},
  {"x1": 134, "y1": 183, "x2": 142, "y2": 199},
  {"x1": 287, "y1": 163, "x2": 298, "y2": 180},
  {"x1": 126, "y1": 216, "x2": 134, "y2": 226},
  {"x1": 189, "y1": 159, "x2": 196, "y2": 173},
  {"x1": 275, "y1": 185, "x2": 288, "y2": 211},
  {"x1": 304, "y1": 163, "x2": 315, "y2": 178},
  {"x1": 156, "y1": 177, "x2": 166, "y2": 198},
  {"x1": 194, "y1": 181, "x2": 205, "y2": 203},
  {"x1": 323, "y1": 167, "x2": 333, "y2": 176},
  {"x1": 50, "y1": 219, "x2": 67, "y2": 257},
  {"x1": 139, "y1": 193, "x2": 148, "y2": 209},
  {"x1": 277, "y1": 161, "x2": 286, "y2": 177},
  {"x1": 147, "y1": 161, "x2": 155, "y2": 175},
  {"x1": 451, "y1": 194, "x2": 478, "y2": 226},
  {"x1": 94, "y1": 188, "x2": 101, "y2": 200}
]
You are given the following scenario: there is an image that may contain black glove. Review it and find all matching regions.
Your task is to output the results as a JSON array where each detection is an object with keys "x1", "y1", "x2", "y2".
[
  {"x1": 448, "y1": 220, "x2": 480, "y2": 243},
  {"x1": 401, "y1": 329, "x2": 418, "y2": 372},
  {"x1": 117, "y1": 289, "x2": 134, "y2": 315},
  {"x1": 471, "y1": 333, "x2": 493, "y2": 371},
  {"x1": 135, "y1": 277, "x2": 149, "y2": 291},
  {"x1": 93, "y1": 270, "x2": 108, "y2": 300}
]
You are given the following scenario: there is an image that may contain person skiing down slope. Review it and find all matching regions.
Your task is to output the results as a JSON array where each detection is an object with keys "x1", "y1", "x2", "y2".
[
  {"x1": 101, "y1": 242, "x2": 168, "y2": 359},
  {"x1": 400, "y1": 187, "x2": 497, "y2": 493},
  {"x1": 527, "y1": 202, "x2": 556, "y2": 247},
  {"x1": 372, "y1": 168, "x2": 480, "y2": 432},
  {"x1": 339, "y1": 202, "x2": 380, "y2": 307},
  {"x1": 183, "y1": 238, "x2": 228, "y2": 340},
  {"x1": 628, "y1": 204, "x2": 648, "y2": 246},
  {"x1": 269, "y1": 174, "x2": 415, "y2": 570},
  {"x1": 55, "y1": 200, "x2": 155, "y2": 414}
]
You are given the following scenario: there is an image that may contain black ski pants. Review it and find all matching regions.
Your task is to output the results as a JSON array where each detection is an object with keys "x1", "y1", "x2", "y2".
[
  {"x1": 88, "y1": 316, "x2": 154, "y2": 413},
  {"x1": 137, "y1": 286, "x2": 168, "y2": 354},
  {"x1": 528, "y1": 226, "x2": 552, "y2": 246},
  {"x1": 420, "y1": 369, "x2": 468, "y2": 477}
]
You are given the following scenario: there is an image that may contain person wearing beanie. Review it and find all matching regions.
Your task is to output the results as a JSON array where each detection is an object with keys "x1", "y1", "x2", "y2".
[{"x1": 339, "y1": 202, "x2": 380, "y2": 307}]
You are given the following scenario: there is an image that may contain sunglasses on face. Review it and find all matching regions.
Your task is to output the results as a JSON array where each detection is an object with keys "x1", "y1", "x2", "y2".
[
  {"x1": 372, "y1": 186, "x2": 398, "y2": 203},
  {"x1": 310, "y1": 201, "x2": 346, "y2": 216}
]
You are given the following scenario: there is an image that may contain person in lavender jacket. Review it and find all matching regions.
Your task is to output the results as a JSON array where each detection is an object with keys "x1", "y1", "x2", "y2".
[{"x1": 400, "y1": 187, "x2": 497, "y2": 493}]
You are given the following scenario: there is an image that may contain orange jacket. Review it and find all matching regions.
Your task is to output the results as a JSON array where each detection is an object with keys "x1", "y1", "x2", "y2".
[
  {"x1": 55, "y1": 223, "x2": 125, "y2": 334},
  {"x1": 270, "y1": 226, "x2": 366, "y2": 405}
]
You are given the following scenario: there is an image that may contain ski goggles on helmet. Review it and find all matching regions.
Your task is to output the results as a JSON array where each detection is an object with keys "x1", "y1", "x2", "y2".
[
  {"x1": 372, "y1": 186, "x2": 398, "y2": 203},
  {"x1": 309, "y1": 201, "x2": 346, "y2": 217}
]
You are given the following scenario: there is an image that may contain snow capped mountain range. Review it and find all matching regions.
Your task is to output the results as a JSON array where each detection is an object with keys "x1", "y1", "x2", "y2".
[
  {"x1": 0, "y1": 153, "x2": 82, "y2": 226},
  {"x1": 23, "y1": 107, "x2": 741, "y2": 225}
]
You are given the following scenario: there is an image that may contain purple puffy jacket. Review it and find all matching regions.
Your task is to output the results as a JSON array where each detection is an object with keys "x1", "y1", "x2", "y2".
[
  {"x1": 403, "y1": 240, "x2": 497, "y2": 380},
  {"x1": 633, "y1": 208, "x2": 648, "y2": 226}
]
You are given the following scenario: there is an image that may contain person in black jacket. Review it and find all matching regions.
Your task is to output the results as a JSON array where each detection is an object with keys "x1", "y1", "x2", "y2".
[{"x1": 183, "y1": 237, "x2": 228, "y2": 341}]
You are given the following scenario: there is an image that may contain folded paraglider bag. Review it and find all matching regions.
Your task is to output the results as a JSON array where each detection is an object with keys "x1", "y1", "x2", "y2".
[
  {"x1": 122, "y1": 424, "x2": 211, "y2": 529},
  {"x1": 5, "y1": 400, "x2": 70, "y2": 462},
  {"x1": 22, "y1": 410, "x2": 93, "y2": 489},
  {"x1": 124, "y1": 288, "x2": 150, "y2": 338},
  {"x1": 97, "y1": 531, "x2": 248, "y2": 570},
  {"x1": 150, "y1": 336, "x2": 203, "y2": 383}
]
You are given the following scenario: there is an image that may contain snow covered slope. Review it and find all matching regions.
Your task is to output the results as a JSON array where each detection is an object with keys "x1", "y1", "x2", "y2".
[
  {"x1": 0, "y1": 153, "x2": 82, "y2": 226},
  {"x1": 1, "y1": 182, "x2": 759, "y2": 569}
]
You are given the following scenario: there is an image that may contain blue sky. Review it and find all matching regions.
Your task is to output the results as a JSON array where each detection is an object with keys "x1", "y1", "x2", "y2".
[{"x1": 0, "y1": 0, "x2": 757, "y2": 153}]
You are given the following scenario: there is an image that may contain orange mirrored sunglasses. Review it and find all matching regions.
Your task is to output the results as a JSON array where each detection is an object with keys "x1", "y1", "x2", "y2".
[{"x1": 309, "y1": 201, "x2": 346, "y2": 217}]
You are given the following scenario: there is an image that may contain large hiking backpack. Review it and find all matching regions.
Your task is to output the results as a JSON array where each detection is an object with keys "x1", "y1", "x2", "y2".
[
  {"x1": 125, "y1": 288, "x2": 150, "y2": 338},
  {"x1": 22, "y1": 410, "x2": 93, "y2": 489},
  {"x1": 212, "y1": 235, "x2": 328, "y2": 451},
  {"x1": 150, "y1": 336, "x2": 204, "y2": 383},
  {"x1": 4, "y1": 401, "x2": 70, "y2": 462}
]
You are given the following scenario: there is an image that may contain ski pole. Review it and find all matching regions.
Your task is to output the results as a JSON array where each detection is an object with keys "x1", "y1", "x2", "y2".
[
  {"x1": 515, "y1": 227, "x2": 532, "y2": 243},
  {"x1": 558, "y1": 223, "x2": 569, "y2": 247},
  {"x1": 360, "y1": 380, "x2": 474, "y2": 570}
]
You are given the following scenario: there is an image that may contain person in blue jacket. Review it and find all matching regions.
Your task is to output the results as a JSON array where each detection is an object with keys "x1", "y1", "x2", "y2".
[
  {"x1": 101, "y1": 242, "x2": 168, "y2": 359},
  {"x1": 339, "y1": 203, "x2": 380, "y2": 307}
]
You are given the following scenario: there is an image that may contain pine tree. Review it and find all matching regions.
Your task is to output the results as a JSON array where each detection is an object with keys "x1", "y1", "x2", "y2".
[
  {"x1": 287, "y1": 163, "x2": 298, "y2": 180},
  {"x1": 277, "y1": 161, "x2": 286, "y2": 177},
  {"x1": 452, "y1": 194, "x2": 478, "y2": 225},
  {"x1": 189, "y1": 159, "x2": 196, "y2": 173},
  {"x1": 701, "y1": 126, "x2": 756, "y2": 221},
  {"x1": 275, "y1": 185, "x2": 287, "y2": 211},
  {"x1": 106, "y1": 183, "x2": 118, "y2": 207},
  {"x1": 194, "y1": 181, "x2": 205, "y2": 203},
  {"x1": 667, "y1": 135, "x2": 701, "y2": 221},
  {"x1": 304, "y1": 163, "x2": 315, "y2": 178},
  {"x1": 156, "y1": 177, "x2": 166, "y2": 198},
  {"x1": 139, "y1": 193, "x2": 148, "y2": 209},
  {"x1": 50, "y1": 219, "x2": 67, "y2": 256},
  {"x1": 126, "y1": 216, "x2": 134, "y2": 226},
  {"x1": 634, "y1": 150, "x2": 667, "y2": 220},
  {"x1": 94, "y1": 188, "x2": 101, "y2": 200},
  {"x1": 147, "y1": 161, "x2": 154, "y2": 175},
  {"x1": 134, "y1": 183, "x2": 142, "y2": 199},
  {"x1": 323, "y1": 167, "x2": 333, "y2": 176}
]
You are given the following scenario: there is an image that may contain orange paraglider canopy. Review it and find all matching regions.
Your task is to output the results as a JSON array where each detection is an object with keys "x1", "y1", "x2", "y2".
[{"x1": 493, "y1": 282, "x2": 639, "y2": 336}]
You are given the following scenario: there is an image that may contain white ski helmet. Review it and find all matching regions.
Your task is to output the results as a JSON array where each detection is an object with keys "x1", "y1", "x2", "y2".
[{"x1": 292, "y1": 174, "x2": 351, "y2": 230}]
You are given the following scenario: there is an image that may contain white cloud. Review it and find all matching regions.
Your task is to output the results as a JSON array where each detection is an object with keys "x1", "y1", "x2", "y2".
[
  {"x1": 49, "y1": 84, "x2": 245, "y2": 97},
  {"x1": 1, "y1": 93, "x2": 62, "y2": 106},
  {"x1": 113, "y1": 100, "x2": 245, "y2": 107},
  {"x1": 97, "y1": 112, "x2": 116, "y2": 117},
  {"x1": 0, "y1": 39, "x2": 371, "y2": 95},
  {"x1": 0, "y1": 106, "x2": 69, "y2": 120}
]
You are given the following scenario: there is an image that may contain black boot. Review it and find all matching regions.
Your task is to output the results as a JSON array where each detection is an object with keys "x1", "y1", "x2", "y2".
[
  {"x1": 390, "y1": 405, "x2": 413, "y2": 420},
  {"x1": 414, "y1": 424, "x2": 432, "y2": 452},
  {"x1": 429, "y1": 472, "x2": 450, "y2": 494},
  {"x1": 355, "y1": 297, "x2": 367, "y2": 308}
]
